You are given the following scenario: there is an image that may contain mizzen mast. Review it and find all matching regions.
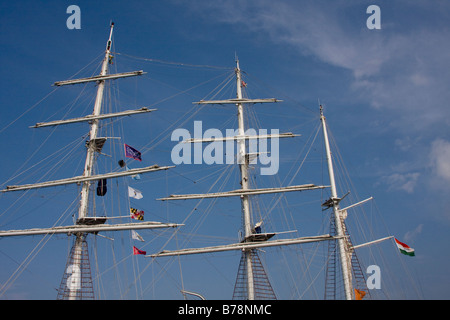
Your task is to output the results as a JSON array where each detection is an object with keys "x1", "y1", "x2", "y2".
[{"x1": 320, "y1": 105, "x2": 353, "y2": 300}]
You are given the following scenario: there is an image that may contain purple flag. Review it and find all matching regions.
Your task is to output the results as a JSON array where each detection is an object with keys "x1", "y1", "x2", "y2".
[{"x1": 124, "y1": 144, "x2": 142, "y2": 161}]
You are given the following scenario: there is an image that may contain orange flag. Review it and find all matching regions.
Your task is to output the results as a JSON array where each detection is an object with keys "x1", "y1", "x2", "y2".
[{"x1": 354, "y1": 288, "x2": 366, "y2": 300}]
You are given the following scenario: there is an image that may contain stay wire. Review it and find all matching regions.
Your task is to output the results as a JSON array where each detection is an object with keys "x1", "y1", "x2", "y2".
[{"x1": 113, "y1": 52, "x2": 234, "y2": 71}]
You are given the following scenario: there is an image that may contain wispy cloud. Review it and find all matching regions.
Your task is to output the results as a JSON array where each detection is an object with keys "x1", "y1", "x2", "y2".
[
  {"x1": 187, "y1": 0, "x2": 450, "y2": 133},
  {"x1": 404, "y1": 224, "x2": 423, "y2": 243},
  {"x1": 429, "y1": 139, "x2": 450, "y2": 183},
  {"x1": 383, "y1": 172, "x2": 420, "y2": 193},
  {"x1": 184, "y1": 0, "x2": 450, "y2": 199}
]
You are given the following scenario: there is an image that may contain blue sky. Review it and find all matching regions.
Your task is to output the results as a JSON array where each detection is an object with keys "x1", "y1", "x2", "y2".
[{"x1": 0, "y1": 0, "x2": 449, "y2": 300}]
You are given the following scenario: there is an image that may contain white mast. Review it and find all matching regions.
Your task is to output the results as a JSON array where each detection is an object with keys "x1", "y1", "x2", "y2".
[
  {"x1": 235, "y1": 59, "x2": 255, "y2": 300},
  {"x1": 67, "y1": 26, "x2": 114, "y2": 300},
  {"x1": 320, "y1": 105, "x2": 353, "y2": 300},
  {"x1": 0, "y1": 22, "x2": 183, "y2": 300},
  {"x1": 78, "y1": 22, "x2": 114, "y2": 221},
  {"x1": 151, "y1": 61, "x2": 335, "y2": 300},
  {"x1": 68, "y1": 22, "x2": 115, "y2": 300}
]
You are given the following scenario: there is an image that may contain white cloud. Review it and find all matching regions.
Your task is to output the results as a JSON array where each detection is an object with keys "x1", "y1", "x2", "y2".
[
  {"x1": 195, "y1": 0, "x2": 391, "y2": 78},
  {"x1": 185, "y1": 1, "x2": 450, "y2": 199},
  {"x1": 383, "y1": 172, "x2": 420, "y2": 193},
  {"x1": 429, "y1": 139, "x2": 450, "y2": 183},
  {"x1": 404, "y1": 224, "x2": 423, "y2": 242},
  {"x1": 187, "y1": 0, "x2": 450, "y2": 133}
]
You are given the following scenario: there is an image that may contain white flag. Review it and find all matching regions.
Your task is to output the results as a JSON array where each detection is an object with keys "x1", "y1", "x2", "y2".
[
  {"x1": 131, "y1": 230, "x2": 145, "y2": 242},
  {"x1": 128, "y1": 186, "x2": 143, "y2": 199}
]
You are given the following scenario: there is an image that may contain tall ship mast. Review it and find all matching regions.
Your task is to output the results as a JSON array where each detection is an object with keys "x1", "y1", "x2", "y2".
[
  {"x1": 150, "y1": 60, "x2": 382, "y2": 300},
  {"x1": 0, "y1": 23, "x2": 181, "y2": 300},
  {"x1": 0, "y1": 23, "x2": 417, "y2": 300}
]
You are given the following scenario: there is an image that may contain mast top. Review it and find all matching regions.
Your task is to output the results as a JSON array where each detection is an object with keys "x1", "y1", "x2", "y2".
[{"x1": 106, "y1": 22, "x2": 114, "y2": 51}]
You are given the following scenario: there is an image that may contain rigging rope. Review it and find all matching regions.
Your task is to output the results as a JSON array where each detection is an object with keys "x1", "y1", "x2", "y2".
[
  {"x1": 0, "y1": 88, "x2": 58, "y2": 135},
  {"x1": 113, "y1": 52, "x2": 234, "y2": 70},
  {"x1": 0, "y1": 195, "x2": 79, "y2": 297},
  {"x1": 0, "y1": 51, "x2": 104, "y2": 136}
]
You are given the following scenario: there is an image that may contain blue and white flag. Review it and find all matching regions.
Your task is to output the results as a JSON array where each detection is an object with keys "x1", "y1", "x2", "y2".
[{"x1": 126, "y1": 165, "x2": 141, "y2": 180}]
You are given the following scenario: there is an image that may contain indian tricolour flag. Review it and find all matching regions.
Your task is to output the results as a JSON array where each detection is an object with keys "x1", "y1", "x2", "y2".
[{"x1": 395, "y1": 238, "x2": 415, "y2": 256}]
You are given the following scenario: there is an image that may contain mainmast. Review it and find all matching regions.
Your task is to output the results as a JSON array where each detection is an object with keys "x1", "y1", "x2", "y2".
[
  {"x1": 152, "y1": 60, "x2": 336, "y2": 300},
  {"x1": 320, "y1": 105, "x2": 353, "y2": 300}
]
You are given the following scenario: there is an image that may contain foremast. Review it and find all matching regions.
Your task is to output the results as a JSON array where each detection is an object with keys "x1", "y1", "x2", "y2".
[
  {"x1": 69, "y1": 22, "x2": 112, "y2": 300},
  {"x1": 0, "y1": 23, "x2": 181, "y2": 300},
  {"x1": 78, "y1": 22, "x2": 114, "y2": 222}
]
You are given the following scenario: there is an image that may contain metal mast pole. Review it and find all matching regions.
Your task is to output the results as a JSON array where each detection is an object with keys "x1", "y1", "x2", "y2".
[
  {"x1": 69, "y1": 22, "x2": 114, "y2": 300},
  {"x1": 235, "y1": 60, "x2": 254, "y2": 300},
  {"x1": 320, "y1": 106, "x2": 353, "y2": 300}
]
